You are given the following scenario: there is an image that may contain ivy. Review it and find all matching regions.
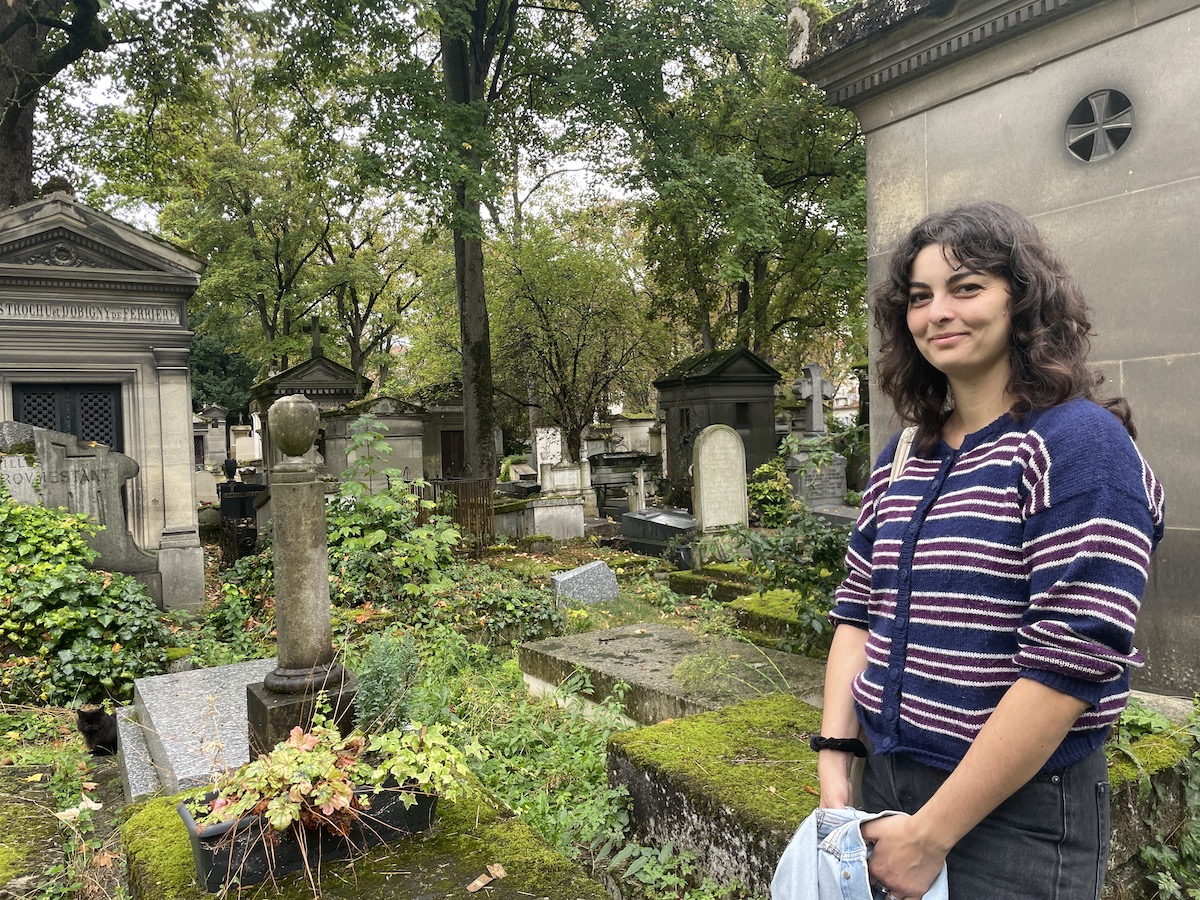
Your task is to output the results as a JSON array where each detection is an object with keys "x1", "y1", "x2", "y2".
[{"x1": 0, "y1": 488, "x2": 171, "y2": 706}]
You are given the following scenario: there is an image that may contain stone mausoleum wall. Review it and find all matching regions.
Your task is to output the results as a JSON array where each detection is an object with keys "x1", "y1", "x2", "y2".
[{"x1": 0, "y1": 192, "x2": 206, "y2": 610}]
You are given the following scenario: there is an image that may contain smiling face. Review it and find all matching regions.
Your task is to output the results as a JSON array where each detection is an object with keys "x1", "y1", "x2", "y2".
[{"x1": 906, "y1": 243, "x2": 1014, "y2": 396}]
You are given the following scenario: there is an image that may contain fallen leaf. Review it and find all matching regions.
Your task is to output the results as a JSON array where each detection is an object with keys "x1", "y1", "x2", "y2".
[
  {"x1": 23, "y1": 772, "x2": 43, "y2": 782},
  {"x1": 767, "y1": 786, "x2": 777, "y2": 795},
  {"x1": 803, "y1": 785, "x2": 820, "y2": 797},
  {"x1": 54, "y1": 808, "x2": 80, "y2": 822},
  {"x1": 486, "y1": 863, "x2": 507, "y2": 879},
  {"x1": 80, "y1": 795, "x2": 103, "y2": 811},
  {"x1": 82, "y1": 781, "x2": 98, "y2": 791},
  {"x1": 466, "y1": 873, "x2": 493, "y2": 892}
]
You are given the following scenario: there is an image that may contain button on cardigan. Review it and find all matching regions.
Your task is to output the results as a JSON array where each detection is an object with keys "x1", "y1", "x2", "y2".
[{"x1": 831, "y1": 398, "x2": 1165, "y2": 774}]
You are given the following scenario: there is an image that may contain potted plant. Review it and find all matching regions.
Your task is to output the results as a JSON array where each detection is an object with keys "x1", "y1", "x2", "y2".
[{"x1": 177, "y1": 713, "x2": 471, "y2": 892}]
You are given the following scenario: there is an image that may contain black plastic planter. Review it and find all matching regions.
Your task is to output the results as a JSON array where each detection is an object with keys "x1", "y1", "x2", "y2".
[{"x1": 177, "y1": 787, "x2": 438, "y2": 892}]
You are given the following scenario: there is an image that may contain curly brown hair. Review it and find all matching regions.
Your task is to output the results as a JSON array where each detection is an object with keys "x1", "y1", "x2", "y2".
[{"x1": 873, "y1": 201, "x2": 1133, "y2": 451}]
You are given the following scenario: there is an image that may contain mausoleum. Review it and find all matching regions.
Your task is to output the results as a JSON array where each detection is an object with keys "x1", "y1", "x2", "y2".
[
  {"x1": 795, "y1": 0, "x2": 1199, "y2": 693},
  {"x1": 0, "y1": 191, "x2": 206, "y2": 610}
]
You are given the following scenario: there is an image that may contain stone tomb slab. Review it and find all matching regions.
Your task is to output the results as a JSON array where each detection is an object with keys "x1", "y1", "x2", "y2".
[
  {"x1": 126, "y1": 657, "x2": 278, "y2": 796},
  {"x1": 518, "y1": 623, "x2": 825, "y2": 725},
  {"x1": 550, "y1": 559, "x2": 619, "y2": 605}
]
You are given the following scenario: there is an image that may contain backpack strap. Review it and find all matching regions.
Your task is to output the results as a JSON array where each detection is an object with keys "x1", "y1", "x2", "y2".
[{"x1": 890, "y1": 426, "x2": 917, "y2": 485}]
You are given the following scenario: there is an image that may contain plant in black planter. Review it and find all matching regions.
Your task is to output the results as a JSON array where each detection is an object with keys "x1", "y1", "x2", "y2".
[{"x1": 177, "y1": 713, "x2": 471, "y2": 893}]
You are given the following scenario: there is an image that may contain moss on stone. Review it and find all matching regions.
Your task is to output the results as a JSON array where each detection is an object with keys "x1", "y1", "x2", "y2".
[
  {"x1": 699, "y1": 561, "x2": 754, "y2": 583},
  {"x1": 492, "y1": 499, "x2": 530, "y2": 515},
  {"x1": 667, "y1": 571, "x2": 748, "y2": 603},
  {"x1": 0, "y1": 766, "x2": 61, "y2": 888},
  {"x1": 121, "y1": 781, "x2": 607, "y2": 899},
  {"x1": 1106, "y1": 731, "x2": 1190, "y2": 790},
  {"x1": 609, "y1": 694, "x2": 822, "y2": 835}
]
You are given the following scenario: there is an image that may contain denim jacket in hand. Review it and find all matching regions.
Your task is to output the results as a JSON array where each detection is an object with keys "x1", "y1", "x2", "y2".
[{"x1": 772, "y1": 807, "x2": 950, "y2": 900}]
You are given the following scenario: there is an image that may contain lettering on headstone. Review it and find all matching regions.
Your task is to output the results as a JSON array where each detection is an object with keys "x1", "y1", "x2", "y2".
[{"x1": 0, "y1": 421, "x2": 156, "y2": 573}]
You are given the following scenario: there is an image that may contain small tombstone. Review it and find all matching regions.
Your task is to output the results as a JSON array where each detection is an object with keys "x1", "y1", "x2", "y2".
[
  {"x1": 194, "y1": 469, "x2": 218, "y2": 505},
  {"x1": 551, "y1": 560, "x2": 619, "y2": 605},
  {"x1": 692, "y1": 425, "x2": 749, "y2": 533},
  {"x1": 0, "y1": 421, "x2": 158, "y2": 579}
]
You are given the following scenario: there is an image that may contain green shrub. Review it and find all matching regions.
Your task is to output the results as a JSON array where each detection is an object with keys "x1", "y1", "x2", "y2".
[
  {"x1": 729, "y1": 505, "x2": 850, "y2": 657},
  {"x1": 354, "y1": 630, "x2": 421, "y2": 732},
  {"x1": 0, "y1": 494, "x2": 170, "y2": 705},
  {"x1": 420, "y1": 564, "x2": 565, "y2": 644},
  {"x1": 747, "y1": 457, "x2": 799, "y2": 527}
]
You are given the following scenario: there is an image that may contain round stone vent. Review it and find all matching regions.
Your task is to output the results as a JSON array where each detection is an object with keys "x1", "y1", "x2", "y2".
[{"x1": 1066, "y1": 90, "x2": 1133, "y2": 162}]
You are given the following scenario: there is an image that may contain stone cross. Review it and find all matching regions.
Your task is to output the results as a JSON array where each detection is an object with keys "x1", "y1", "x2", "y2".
[
  {"x1": 792, "y1": 363, "x2": 835, "y2": 435},
  {"x1": 246, "y1": 394, "x2": 357, "y2": 755}
]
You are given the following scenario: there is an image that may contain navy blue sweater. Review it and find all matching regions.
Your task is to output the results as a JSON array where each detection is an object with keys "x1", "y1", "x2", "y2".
[{"x1": 831, "y1": 399, "x2": 1165, "y2": 773}]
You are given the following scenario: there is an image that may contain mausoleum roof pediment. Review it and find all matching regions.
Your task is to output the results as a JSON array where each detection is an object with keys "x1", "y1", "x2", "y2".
[
  {"x1": 653, "y1": 347, "x2": 782, "y2": 388},
  {"x1": 252, "y1": 356, "x2": 371, "y2": 410},
  {"x1": 0, "y1": 193, "x2": 204, "y2": 281}
]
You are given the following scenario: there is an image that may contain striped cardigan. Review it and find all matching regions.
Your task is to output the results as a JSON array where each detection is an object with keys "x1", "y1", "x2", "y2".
[{"x1": 831, "y1": 398, "x2": 1165, "y2": 774}]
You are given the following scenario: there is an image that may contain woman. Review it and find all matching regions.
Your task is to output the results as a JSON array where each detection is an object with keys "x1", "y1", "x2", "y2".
[{"x1": 814, "y1": 201, "x2": 1165, "y2": 900}]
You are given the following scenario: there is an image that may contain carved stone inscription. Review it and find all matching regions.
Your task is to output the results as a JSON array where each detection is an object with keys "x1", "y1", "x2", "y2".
[
  {"x1": 0, "y1": 300, "x2": 179, "y2": 324},
  {"x1": 0, "y1": 421, "x2": 156, "y2": 573}
]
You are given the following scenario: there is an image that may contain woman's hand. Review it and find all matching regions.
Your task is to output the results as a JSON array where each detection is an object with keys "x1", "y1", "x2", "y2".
[
  {"x1": 862, "y1": 814, "x2": 947, "y2": 900},
  {"x1": 817, "y1": 749, "x2": 856, "y2": 808}
]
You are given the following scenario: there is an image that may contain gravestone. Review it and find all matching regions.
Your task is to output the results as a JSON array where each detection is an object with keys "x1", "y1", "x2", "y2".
[
  {"x1": 551, "y1": 560, "x2": 620, "y2": 605},
  {"x1": 0, "y1": 420, "x2": 160, "y2": 595},
  {"x1": 692, "y1": 425, "x2": 748, "y2": 533},
  {"x1": 787, "y1": 364, "x2": 853, "y2": 520}
]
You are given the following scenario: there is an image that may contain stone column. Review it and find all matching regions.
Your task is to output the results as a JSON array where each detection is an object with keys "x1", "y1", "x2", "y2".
[
  {"x1": 246, "y1": 394, "x2": 357, "y2": 756},
  {"x1": 153, "y1": 346, "x2": 205, "y2": 610}
]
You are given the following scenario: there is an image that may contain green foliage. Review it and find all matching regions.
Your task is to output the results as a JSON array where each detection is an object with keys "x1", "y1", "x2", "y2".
[
  {"x1": 1110, "y1": 698, "x2": 1200, "y2": 899},
  {"x1": 196, "y1": 549, "x2": 276, "y2": 666},
  {"x1": 0, "y1": 494, "x2": 171, "y2": 705},
  {"x1": 328, "y1": 415, "x2": 461, "y2": 605},
  {"x1": 354, "y1": 630, "x2": 420, "y2": 733},
  {"x1": 746, "y1": 456, "x2": 799, "y2": 528},
  {"x1": 730, "y1": 503, "x2": 849, "y2": 656},
  {"x1": 195, "y1": 714, "x2": 472, "y2": 835},
  {"x1": 419, "y1": 564, "x2": 565, "y2": 645}
]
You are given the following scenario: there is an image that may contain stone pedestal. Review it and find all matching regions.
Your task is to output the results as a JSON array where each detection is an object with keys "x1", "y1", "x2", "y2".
[
  {"x1": 247, "y1": 673, "x2": 359, "y2": 756},
  {"x1": 244, "y1": 394, "x2": 356, "y2": 757}
]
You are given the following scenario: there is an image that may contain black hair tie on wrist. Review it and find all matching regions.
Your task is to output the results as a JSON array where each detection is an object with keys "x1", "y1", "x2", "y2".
[{"x1": 809, "y1": 735, "x2": 868, "y2": 757}]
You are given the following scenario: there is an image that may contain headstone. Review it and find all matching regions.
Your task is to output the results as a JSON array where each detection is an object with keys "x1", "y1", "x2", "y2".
[
  {"x1": 550, "y1": 560, "x2": 619, "y2": 605},
  {"x1": 0, "y1": 421, "x2": 159, "y2": 584},
  {"x1": 692, "y1": 425, "x2": 748, "y2": 533},
  {"x1": 194, "y1": 469, "x2": 218, "y2": 505},
  {"x1": 793, "y1": 363, "x2": 835, "y2": 435},
  {"x1": 534, "y1": 426, "x2": 564, "y2": 467},
  {"x1": 246, "y1": 395, "x2": 357, "y2": 757}
]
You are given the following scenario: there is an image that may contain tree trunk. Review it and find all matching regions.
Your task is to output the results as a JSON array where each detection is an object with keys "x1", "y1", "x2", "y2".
[
  {"x1": 0, "y1": 99, "x2": 37, "y2": 208},
  {"x1": 441, "y1": 21, "x2": 497, "y2": 482},
  {"x1": 1, "y1": 0, "x2": 112, "y2": 209}
]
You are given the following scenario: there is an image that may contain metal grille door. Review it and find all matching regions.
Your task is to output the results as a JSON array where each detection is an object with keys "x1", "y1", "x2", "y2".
[{"x1": 13, "y1": 384, "x2": 124, "y2": 452}]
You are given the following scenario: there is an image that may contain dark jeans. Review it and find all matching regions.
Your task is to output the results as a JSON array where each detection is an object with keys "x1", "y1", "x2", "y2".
[{"x1": 861, "y1": 748, "x2": 1110, "y2": 900}]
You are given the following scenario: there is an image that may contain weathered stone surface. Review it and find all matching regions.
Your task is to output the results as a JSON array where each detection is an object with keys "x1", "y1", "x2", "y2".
[
  {"x1": 607, "y1": 693, "x2": 1191, "y2": 900},
  {"x1": 519, "y1": 623, "x2": 825, "y2": 725},
  {"x1": 692, "y1": 425, "x2": 748, "y2": 533},
  {"x1": 0, "y1": 421, "x2": 157, "y2": 575},
  {"x1": 607, "y1": 696, "x2": 823, "y2": 899},
  {"x1": 128, "y1": 658, "x2": 278, "y2": 797},
  {"x1": 0, "y1": 766, "x2": 62, "y2": 897},
  {"x1": 550, "y1": 560, "x2": 619, "y2": 605}
]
